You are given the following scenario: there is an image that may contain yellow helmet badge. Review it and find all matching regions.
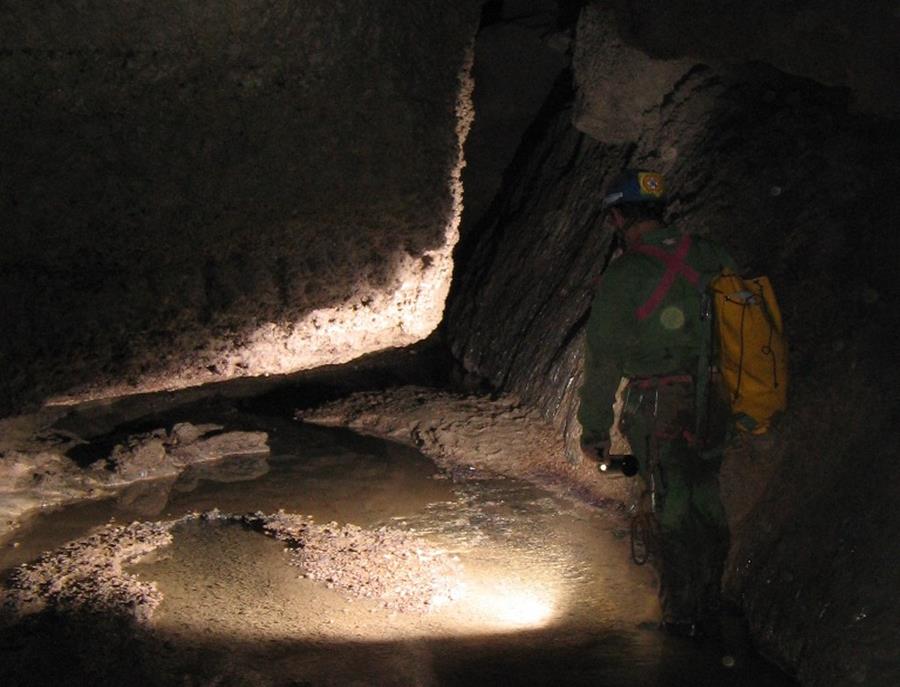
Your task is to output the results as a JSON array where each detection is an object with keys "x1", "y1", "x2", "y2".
[{"x1": 638, "y1": 172, "x2": 665, "y2": 199}]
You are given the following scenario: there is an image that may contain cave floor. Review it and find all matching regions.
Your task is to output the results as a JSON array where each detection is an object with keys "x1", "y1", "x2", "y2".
[{"x1": 0, "y1": 408, "x2": 795, "y2": 686}]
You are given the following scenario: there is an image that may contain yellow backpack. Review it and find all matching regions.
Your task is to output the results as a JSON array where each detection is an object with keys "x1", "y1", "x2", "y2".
[{"x1": 708, "y1": 270, "x2": 788, "y2": 434}]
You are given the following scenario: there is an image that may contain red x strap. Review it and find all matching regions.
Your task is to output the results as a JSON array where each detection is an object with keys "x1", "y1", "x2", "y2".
[{"x1": 631, "y1": 234, "x2": 699, "y2": 321}]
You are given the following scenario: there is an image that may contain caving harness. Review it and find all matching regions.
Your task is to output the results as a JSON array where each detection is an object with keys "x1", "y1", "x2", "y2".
[{"x1": 622, "y1": 376, "x2": 689, "y2": 566}]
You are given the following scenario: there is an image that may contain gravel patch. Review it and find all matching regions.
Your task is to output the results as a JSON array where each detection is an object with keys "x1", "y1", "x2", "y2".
[
  {"x1": 240, "y1": 510, "x2": 465, "y2": 613},
  {"x1": 1, "y1": 520, "x2": 174, "y2": 624}
]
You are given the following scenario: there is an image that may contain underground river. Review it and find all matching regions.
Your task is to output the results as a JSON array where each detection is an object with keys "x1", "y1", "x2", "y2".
[{"x1": 0, "y1": 413, "x2": 795, "y2": 686}]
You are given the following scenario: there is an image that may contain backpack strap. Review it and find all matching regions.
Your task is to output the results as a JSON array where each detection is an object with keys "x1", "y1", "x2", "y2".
[
  {"x1": 632, "y1": 233, "x2": 721, "y2": 445},
  {"x1": 631, "y1": 234, "x2": 700, "y2": 321}
]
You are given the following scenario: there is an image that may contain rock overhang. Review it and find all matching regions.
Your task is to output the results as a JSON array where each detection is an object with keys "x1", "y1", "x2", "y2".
[{"x1": 0, "y1": 0, "x2": 480, "y2": 416}]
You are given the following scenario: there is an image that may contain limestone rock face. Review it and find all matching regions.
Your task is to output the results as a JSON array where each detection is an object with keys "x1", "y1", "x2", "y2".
[
  {"x1": 574, "y1": 0, "x2": 900, "y2": 130},
  {"x1": 107, "y1": 425, "x2": 269, "y2": 482},
  {"x1": 110, "y1": 433, "x2": 169, "y2": 482},
  {"x1": 445, "y1": 23, "x2": 900, "y2": 686},
  {"x1": 0, "y1": 0, "x2": 480, "y2": 416},
  {"x1": 573, "y1": 4, "x2": 694, "y2": 143},
  {"x1": 460, "y1": 14, "x2": 568, "y2": 237}
]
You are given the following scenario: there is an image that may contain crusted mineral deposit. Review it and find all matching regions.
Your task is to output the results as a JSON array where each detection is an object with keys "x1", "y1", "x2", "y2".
[
  {"x1": 2, "y1": 520, "x2": 174, "y2": 624},
  {"x1": 241, "y1": 510, "x2": 465, "y2": 613}
]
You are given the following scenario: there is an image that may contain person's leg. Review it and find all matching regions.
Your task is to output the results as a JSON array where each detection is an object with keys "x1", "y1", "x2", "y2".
[
  {"x1": 654, "y1": 438, "x2": 700, "y2": 628},
  {"x1": 622, "y1": 382, "x2": 724, "y2": 632},
  {"x1": 689, "y1": 465, "x2": 730, "y2": 631},
  {"x1": 624, "y1": 423, "x2": 696, "y2": 626}
]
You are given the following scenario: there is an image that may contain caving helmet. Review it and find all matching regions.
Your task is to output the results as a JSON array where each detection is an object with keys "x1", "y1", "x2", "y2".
[{"x1": 601, "y1": 169, "x2": 667, "y2": 210}]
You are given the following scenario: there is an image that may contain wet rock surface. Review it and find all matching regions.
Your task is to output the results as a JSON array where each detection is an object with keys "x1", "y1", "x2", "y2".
[
  {"x1": 299, "y1": 385, "x2": 633, "y2": 512},
  {"x1": 108, "y1": 424, "x2": 269, "y2": 482},
  {"x1": 0, "y1": 422, "x2": 269, "y2": 541}
]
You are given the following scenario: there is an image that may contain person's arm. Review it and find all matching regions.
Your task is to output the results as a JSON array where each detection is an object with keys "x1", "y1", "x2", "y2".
[
  {"x1": 578, "y1": 342, "x2": 620, "y2": 450},
  {"x1": 577, "y1": 267, "x2": 633, "y2": 459}
]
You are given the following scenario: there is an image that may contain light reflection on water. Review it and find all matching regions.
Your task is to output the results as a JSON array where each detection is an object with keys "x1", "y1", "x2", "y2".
[{"x1": 0, "y1": 418, "x2": 796, "y2": 686}]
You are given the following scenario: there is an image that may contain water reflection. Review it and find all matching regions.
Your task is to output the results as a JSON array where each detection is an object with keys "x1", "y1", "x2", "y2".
[
  {"x1": 0, "y1": 420, "x2": 796, "y2": 686},
  {"x1": 114, "y1": 476, "x2": 179, "y2": 517},
  {"x1": 109, "y1": 454, "x2": 271, "y2": 518}
]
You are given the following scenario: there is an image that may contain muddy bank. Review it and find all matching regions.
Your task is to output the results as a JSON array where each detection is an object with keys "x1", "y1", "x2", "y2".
[{"x1": 298, "y1": 385, "x2": 634, "y2": 515}]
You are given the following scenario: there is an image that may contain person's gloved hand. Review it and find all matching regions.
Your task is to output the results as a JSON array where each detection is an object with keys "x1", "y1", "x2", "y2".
[{"x1": 580, "y1": 438, "x2": 610, "y2": 464}]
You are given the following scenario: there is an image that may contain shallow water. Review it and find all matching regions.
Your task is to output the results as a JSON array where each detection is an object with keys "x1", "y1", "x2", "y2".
[{"x1": 1, "y1": 418, "x2": 796, "y2": 686}]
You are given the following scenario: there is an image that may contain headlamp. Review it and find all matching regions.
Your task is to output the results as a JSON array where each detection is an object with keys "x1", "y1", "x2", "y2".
[{"x1": 598, "y1": 454, "x2": 639, "y2": 477}]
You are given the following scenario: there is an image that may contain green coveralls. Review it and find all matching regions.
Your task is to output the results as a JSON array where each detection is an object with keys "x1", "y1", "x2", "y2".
[{"x1": 578, "y1": 224, "x2": 736, "y2": 626}]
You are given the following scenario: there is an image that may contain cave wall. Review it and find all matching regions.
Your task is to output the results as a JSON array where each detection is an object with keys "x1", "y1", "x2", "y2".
[
  {"x1": 446, "y1": 3, "x2": 900, "y2": 684},
  {"x1": 458, "y1": 1, "x2": 569, "y2": 241},
  {"x1": 0, "y1": 0, "x2": 480, "y2": 417},
  {"x1": 602, "y1": 0, "x2": 900, "y2": 119}
]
